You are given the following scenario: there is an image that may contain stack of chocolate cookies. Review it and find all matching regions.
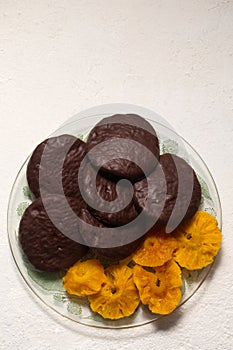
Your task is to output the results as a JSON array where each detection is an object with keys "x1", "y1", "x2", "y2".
[{"x1": 19, "y1": 114, "x2": 201, "y2": 271}]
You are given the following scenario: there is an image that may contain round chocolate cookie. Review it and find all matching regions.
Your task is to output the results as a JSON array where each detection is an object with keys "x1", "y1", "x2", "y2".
[
  {"x1": 78, "y1": 207, "x2": 145, "y2": 260},
  {"x1": 86, "y1": 114, "x2": 160, "y2": 182},
  {"x1": 26, "y1": 134, "x2": 86, "y2": 199},
  {"x1": 133, "y1": 153, "x2": 201, "y2": 230},
  {"x1": 19, "y1": 195, "x2": 88, "y2": 271},
  {"x1": 79, "y1": 161, "x2": 138, "y2": 226}
]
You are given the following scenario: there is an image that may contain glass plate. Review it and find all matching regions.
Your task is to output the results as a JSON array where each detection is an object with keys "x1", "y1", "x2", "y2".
[{"x1": 8, "y1": 111, "x2": 222, "y2": 329}]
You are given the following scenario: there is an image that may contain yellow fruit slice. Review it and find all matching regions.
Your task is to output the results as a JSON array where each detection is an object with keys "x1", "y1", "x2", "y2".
[
  {"x1": 173, "y1": 211, "x2": 222, "y2": 270},
  {"x1": 133, "y1": 259, "x2": 182, "y2": 315},
  {"x1": 89, "y1": 264, "x2": 140, "y2": 320},
  {"x1": 63, "y1": 259, "x2": 106, "y2": 297}
]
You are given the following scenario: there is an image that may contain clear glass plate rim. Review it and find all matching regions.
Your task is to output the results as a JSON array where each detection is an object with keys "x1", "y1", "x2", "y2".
[{"x1": 7, "y1": 113, "x2": 222, "y2": 329}]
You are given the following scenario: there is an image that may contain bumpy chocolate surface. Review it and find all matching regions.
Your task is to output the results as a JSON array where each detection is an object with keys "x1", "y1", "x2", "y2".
[
  {"x1": 22, "y1": 116, "x2": 202, "y2": 269},
  {"x1": 26, "y1": 134, "x2": 86, "y2": 199},
  {"x1": 86, "y1": 114, "x2": 160, "y2": 181},
  {"x1": 133, "y1": 153, "x2": 201, "y2": 229},
  {"x1": 19, "y1": 195, "x2": 88, "y2": 271},
  {"x1": 78, "y1": 207, "x2": 145, "y2": 260},
  {"x1": 79, "y1": 161, "x2": 138, "y2": 226}
]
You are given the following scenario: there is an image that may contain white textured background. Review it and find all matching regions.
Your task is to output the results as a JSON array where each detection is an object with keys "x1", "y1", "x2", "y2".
[{"x1": 1, "y1": 1, "x2": 233, "y2": 349}]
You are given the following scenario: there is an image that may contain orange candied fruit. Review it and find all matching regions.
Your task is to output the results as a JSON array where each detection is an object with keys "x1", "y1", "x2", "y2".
[
  {"x1": 132, "y1": 228, "x2": 178, "y2": 267},
  {"x1": 133, "y1": 259, "x2": 183, "y2": 315},
  {"x1": 63, "y1": 259, "x2": 106, "y2": 297},
  {"x1": 172, "y1": 211, "x2": 222, "y2": 270},
  {"x1": 88, "y1": 264, "x2": 140, "y2": 320}
]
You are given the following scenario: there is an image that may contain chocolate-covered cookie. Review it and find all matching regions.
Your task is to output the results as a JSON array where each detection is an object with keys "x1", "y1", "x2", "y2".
[
  {"x1": 26, "y1": 134, "x2": 86, "y2": 199},
  {"x1": 86, "y1": 114, "x2": 159, "y2": 181},
  {"x1": 19, "y1": 195, "x2": 88, "y2": 271},
  {"x1": 96, "y1": 237, "x2": 144, "y2": 261},
  {"x1": 133, "y1": 153, "x2": 201, "y2": 230},
  {"x1": 78, "y1": 207, "x2": 145, "y2": 260},
  {"x1": 79, "y1": 161, "x2": 138, "y2": 226}
]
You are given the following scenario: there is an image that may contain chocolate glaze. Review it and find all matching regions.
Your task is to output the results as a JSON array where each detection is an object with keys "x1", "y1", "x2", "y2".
[
  {"x1": 79, "y1": 161, "x2": 138, "y2": 226},
  {"x1": 19, "y1": 195, "x2": 88, "y2": 271},
  {"x1": 78, "y1": 207, "x2": 145, "y2": 260},
  {"x1": 86, "y1": 114, "x2": 160, "y2": 181},
  {"x1": 26, "y1": 134, "x2": 86, "y2": 199},
  {"x1": 22, "y1": 116, "x2": 202, "y2": 269},
  {"x1": 133, "y1": 153, "x2": 201, "y2": 229}
]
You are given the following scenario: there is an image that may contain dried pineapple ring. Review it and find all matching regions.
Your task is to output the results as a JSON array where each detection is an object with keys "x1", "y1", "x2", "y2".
[
  {"x1": 133, "y1": 259, "x2": 182, "y2": 315},
  {"x1": 63, "y1": 259, "x2": 106, "y2": 297},
  {"x1": 132, "y1": 229, "x2": 178, "y2": 267},
  {"x1": 172, "y1": 211, "x2": 222, "y2": 270},
  {"x1": 88, "y1": 264, "x2": 140, "y2": 320}
]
